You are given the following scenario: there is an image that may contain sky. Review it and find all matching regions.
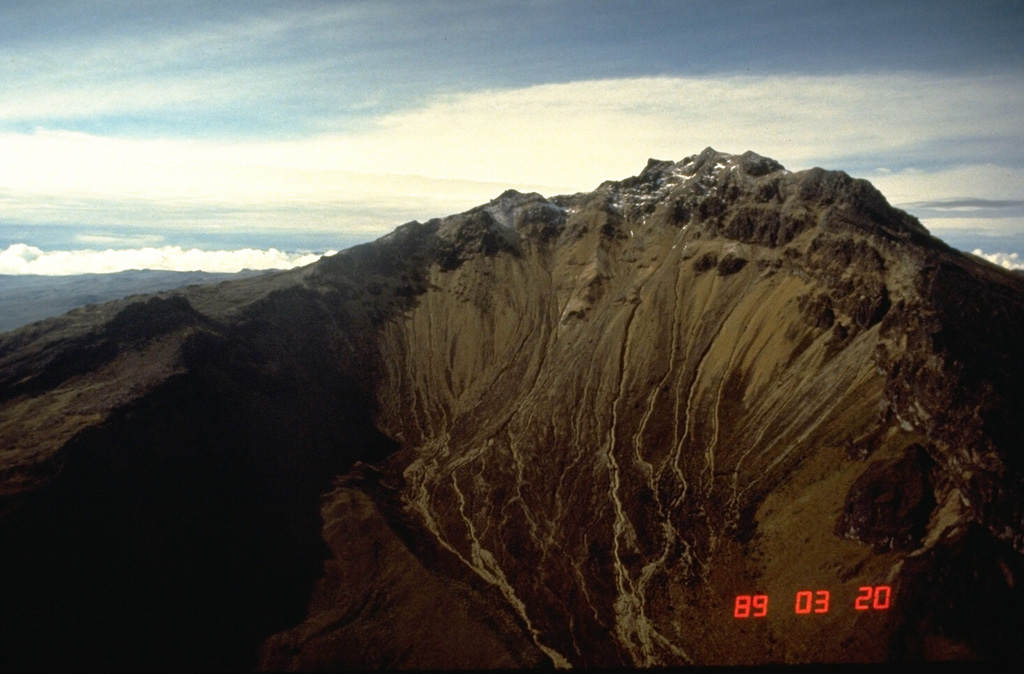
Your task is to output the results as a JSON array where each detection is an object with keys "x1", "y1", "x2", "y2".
[{"x1": 1, "y1": 0, "x2": 1023, "y2": 274}]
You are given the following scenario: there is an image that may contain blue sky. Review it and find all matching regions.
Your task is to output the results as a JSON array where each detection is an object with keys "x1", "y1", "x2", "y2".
[{"x1": 2, "y1": 0, "x2": 1024, "y2": 273}]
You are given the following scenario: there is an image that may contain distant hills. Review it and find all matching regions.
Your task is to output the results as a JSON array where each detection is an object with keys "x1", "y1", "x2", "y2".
[{"x1": 0, "y1": 269, "x2": 271, "y2": 333}]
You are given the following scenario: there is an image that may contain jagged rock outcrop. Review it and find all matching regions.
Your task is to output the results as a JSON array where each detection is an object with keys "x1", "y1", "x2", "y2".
[{"x1": 1, "y1": 148, "x2": 1022, "y2": 669}]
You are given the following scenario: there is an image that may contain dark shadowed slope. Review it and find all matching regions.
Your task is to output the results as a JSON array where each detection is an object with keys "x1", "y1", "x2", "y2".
[{"x1": 2, "y1": 148, "x2": 1023, "y2": 669}]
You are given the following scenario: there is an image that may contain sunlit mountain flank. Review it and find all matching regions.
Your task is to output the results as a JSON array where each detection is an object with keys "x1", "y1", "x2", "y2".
[{"x1": 2, "y1": 150, "x2": 1022, "y2": 668}]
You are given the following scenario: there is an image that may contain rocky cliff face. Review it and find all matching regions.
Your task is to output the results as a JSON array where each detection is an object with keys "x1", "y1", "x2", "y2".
[{"x1": 2, "y1": 148, "x2": 1023, "y2": 669}]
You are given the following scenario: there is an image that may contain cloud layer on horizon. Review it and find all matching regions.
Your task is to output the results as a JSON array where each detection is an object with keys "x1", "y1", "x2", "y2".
[{"x1": 0, "y1": 243, "x2": 333, "y2": 276}]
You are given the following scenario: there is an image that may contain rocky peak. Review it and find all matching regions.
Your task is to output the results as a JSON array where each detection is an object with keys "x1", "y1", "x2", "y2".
[
  {"x1": 608, "y1": 147, "x2": 783, "y2": 193},
  {"x1": 617, "y1": 147, "x2": 784, "y2": 189},
  {"x1": 427, "y1": 150, "x2": 928, "y2": 261},
  {"x1": 430, "y1": 190, "x2": 569, "y2": 270},
  {"x1": 544, "y1": 149, "x2": 928, "y2": 250}
]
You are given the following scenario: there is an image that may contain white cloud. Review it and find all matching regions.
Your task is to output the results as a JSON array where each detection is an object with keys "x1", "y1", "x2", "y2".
[
  {"x1": 2, "y1": 74, "x2": 1023, "y2": 236},
  {"x1": 868, "y1": 165, "x2": 1024, "y2": 206},
  {"x1": 76, "y1": 233, "x2": 166, "y2": 246},
  {"x1": 0, "y1": 5, "x2": 375, "y2": 124},
  {"x1": 0, "y1": 243, "x2": 334, "y2": 276},
  {"x1": 971, "y1": 250, "x2": 1024, "y2": 270},
  {"x1": 304, "y1": 73, "x2": 1024, "y2": 187},
  {"x1": 0, "y1": 128, "x2": 554, "y2": 232},
  {"x1": 914, "y1": 216, "x2": 1024, "y2": 236},
  {"x1": 866, "y1": 165, "x2": 1024, "y2": 236}
]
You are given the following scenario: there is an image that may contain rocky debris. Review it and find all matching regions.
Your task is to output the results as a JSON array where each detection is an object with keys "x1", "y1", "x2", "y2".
[
  {"x1": 800, "y1": 292, "x2": 836, "y2": 330},
  {"x1": 693, "y1": 251, "x2": 718, "y2": 273},
  {"x1": 258, "y1": 466, "x2": 546, "y2": 670},
  {"x1": 716, "y1": 252, "x2": 748, "y2": 276},
  {"x1": 836, "y1": 444, "x2": 936, "y2": 551}
]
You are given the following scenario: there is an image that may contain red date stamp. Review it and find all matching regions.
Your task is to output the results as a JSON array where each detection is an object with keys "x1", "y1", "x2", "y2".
[{"x1": 733, "y1": 586, "x2": 891, "y2": 618}]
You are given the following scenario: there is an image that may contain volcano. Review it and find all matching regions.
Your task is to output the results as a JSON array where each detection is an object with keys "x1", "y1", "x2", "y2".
[{"x1": 2, "y1": 148, "x2": 1022, "y2": 668}]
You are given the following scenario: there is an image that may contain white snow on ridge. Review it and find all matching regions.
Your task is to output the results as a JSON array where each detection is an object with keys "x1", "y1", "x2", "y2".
[{"x1": 485, "y1": 193, "x2": 566, "y2": 229}]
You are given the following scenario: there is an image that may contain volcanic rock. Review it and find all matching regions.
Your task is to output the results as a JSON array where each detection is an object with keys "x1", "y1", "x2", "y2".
[{"x1": 1, "y1": 148, "x2": 1023, "y2": 668}]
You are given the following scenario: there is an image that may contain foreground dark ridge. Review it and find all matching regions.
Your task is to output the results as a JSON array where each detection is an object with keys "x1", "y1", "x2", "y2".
[{"x1": 1, "y1": 148, "x2": 1023, "y2": 668}]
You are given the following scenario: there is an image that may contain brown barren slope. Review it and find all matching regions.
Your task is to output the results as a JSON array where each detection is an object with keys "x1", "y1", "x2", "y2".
[{"x1": 2, "y1": 149, "x2": 1023, "y2": 669}]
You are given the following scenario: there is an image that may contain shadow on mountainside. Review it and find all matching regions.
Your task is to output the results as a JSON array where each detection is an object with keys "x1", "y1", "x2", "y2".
[{"x1": 0, "y1": 233, "x2": 441, "y2": 671}]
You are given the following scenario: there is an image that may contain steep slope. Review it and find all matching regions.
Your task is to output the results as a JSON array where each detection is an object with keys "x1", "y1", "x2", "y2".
[{"x1": 2, "y1": 148, "x2": 1022, "y2": 669}]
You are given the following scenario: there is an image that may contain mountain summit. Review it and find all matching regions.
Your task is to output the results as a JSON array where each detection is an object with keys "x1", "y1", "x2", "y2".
[{"x1": 2, "y1": 150, "x2": 1023, "y2": 668}]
